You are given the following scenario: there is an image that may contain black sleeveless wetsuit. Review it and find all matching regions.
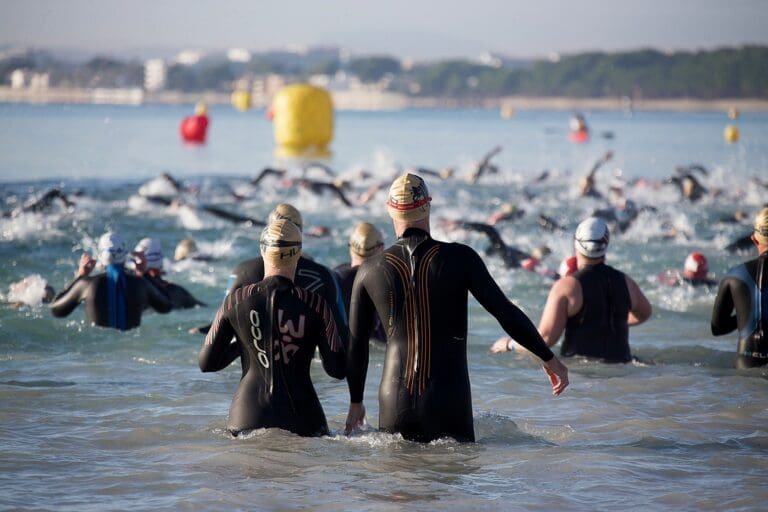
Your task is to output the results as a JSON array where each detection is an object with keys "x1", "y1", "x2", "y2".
[
  {"x1": 50, "y1": 272, "x2": 173, "y2": 330},
  {"x1": 334, "y1": 263, "x2": 385, "y2": 343},
  {"x1": 711, "y1": 252, "x2": 768, "y2": 368},
  {"x1": 199, "y1": 276, "x2": 345, "y2": 436},
  {"x1": 348, "y1": 228, "x2": 554, "y2": 443},
  {"x1": 561, "y1": 263, "x2": 632, "y2": 363}
]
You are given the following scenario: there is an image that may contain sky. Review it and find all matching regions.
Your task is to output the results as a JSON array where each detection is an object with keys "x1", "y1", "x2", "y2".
[{"x1": 1, "y1": 0, "x2": 767, "y2": 60}]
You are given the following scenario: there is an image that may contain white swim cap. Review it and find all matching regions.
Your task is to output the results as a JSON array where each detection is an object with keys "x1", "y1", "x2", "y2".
[
  {"x1": 260, "y1": 219, "x2": 302, "y2": 268},
  {"x1": 349, "y1": 222, "x2": 384, "y2": 258},
  {"x1": 386, "y1": 173, "x2": 431, "y2": 222},
  {"x1": 98, "y1": 232, "x2": 127, "y2": 266},
  {"x1": 134, "y1": 237, "x2": 163, "y2": 270},
  {"x1": 268, "y1": 203, "x2": 303, "y2": 232},
  {"x1": 574, "y1": 217, "x2": 610, "y2": 258}
]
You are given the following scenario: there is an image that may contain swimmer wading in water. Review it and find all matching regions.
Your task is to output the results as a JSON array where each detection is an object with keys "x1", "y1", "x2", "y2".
[
  {"x1": 199, "y1": 219, "x2": 346, "y2": 436},
  {"x1": 344, "y1": 173, "x2": 568, "y2": 443}
]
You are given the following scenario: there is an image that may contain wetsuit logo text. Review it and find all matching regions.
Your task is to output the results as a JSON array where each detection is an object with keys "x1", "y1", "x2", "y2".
[
  {"x1": 249, "y1": 309, "x2": 269, "y2": 369},
  {"x1": 277, "y1": 309, "x2": 304, "y2": 363}
]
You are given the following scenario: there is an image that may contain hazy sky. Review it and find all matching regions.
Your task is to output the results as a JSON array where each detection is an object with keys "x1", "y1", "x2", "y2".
[{"x1": 1, "y1": 0, "x2": 767, "y2": 60}]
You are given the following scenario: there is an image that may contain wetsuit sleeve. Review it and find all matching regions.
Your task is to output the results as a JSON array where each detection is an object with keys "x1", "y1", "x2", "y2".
[
  {"x1": 329, "y1": 272, "x2": 350, "y2": 346},
  {"x1": 463, "y1": 247, "x2": 554, "y2": 361},
  {"x1": 49, "y1": 277, "x2": 89, "y2": 318},
  {"x1": 144, "y1": 279, "x2": 173, "y2": 314},
  {"x1": 199, "y1": 301, "x2": 240, "y2": 372},
  {"x1": 312, "y1": 295, "x2": 346, "y2": 379},
  {"x1": 711, "y1": 278, "x2": 737, "y2": 335},
  {"x1": 347, "y1": 265, "x2": 375, "y2": 403}
]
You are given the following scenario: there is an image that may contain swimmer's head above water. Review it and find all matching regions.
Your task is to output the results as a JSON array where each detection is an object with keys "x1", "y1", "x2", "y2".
[
  {"x1": 260, "y1": 219, "x2": 302, "y2": 268},
  {"x1": 386, "y1": 173, "x2": 432, "y2": 222},
  {"x1": 754, "y1": 207, "x2": 768, "y2": 245},
  {"x1": 574, "y1": 217, "x2": 610, "y2": 259},
  {"x1": 97, "y1": 232, "x2": 127, "y2": 267},
  {"x1": 268, "y1": 203, "x2": 303, "y2": 232},
  {"x1": 348, "y1": 222, "x2": 384, "y2": 259},
  {"x1": 134, "y1": 237, "x2": 163, "y2": 270}
]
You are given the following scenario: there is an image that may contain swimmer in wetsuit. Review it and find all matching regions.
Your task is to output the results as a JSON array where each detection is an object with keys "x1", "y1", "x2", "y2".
[
  {"x1": 50, "y1": 232, "x2": 172, "y2": 330},
  {"x1": 199, "y1": 220, "x2": 345, "y2": 436},
  {"x1": 334, "y1": 222, "x2": 386, "y2": 343},
  {"x1": 132, "y1": 237, "x2": 206, "y2": 309},
  {"x1": 345, "y1": 173, "x2": 568, "y2": 443},
  {"x1": 2, "y1": 188, "x2": 76, "y2": 218},
  {"x1": 711, "y1": 208, "x2": 768, "y2": 368},
  {"x1": 492, "y1": 217, "x2": 652, "y2": 362}
]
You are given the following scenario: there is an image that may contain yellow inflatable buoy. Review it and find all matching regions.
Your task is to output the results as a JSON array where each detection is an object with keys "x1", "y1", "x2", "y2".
[
  {"x1": 500, "y1": 104, "x2": 514, "y2": 119},
  {"x1": 724, "y1": 124, "x2": 740, "y2": 143},
  {"x1": 231, "y1": 90, "x2": 252, "y2": 112},
  {"x1": 272, "y1": 84, "x2": 333, "y2": 159}
]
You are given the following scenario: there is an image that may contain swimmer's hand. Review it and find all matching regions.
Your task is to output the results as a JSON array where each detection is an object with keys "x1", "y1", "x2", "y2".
[
  {"x1": 77, "y1": 253, "x2": 96, "y2": 277},
  {"x1": 345, "y1": 402, "x2": 366, "y2": 435},
  {"x1": 489, "y1": 336, "x2": 526, "y2": 353},
  {"x1": 543, "y1": 356, "x2": 569, "y2": 396}
]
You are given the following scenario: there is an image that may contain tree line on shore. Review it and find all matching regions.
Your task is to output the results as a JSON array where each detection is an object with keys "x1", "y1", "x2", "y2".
[{"x1": 2, "y1": 45, "x2": 765, "y2": 100}]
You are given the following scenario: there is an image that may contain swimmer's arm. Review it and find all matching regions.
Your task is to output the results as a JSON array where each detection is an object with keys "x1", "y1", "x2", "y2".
[
  {"x1": 537, "y1": 278, "x2": 575, "y2": 346},
  {"x1": 625, "y1": 275, "x2": 652, "y2": 326},
  {"x1": 144, "y1": 278, "x2": 173, "y2": 314},
  {"x1": 49, "y1": 277, "x2": 89, "y2": 318},
  {"x1": 466, "y1": 249, "x2": 553, "y2": 361},
  {"x1": 347, "y1": 273, "x2": 374, "y2": 404},
  {"x1": 199, "y1": 307, "x2": 240, "y2": 372},
  {"x1": 314, "y1": 297, "x2": 346, "y2": 380},
  {"x1": 710, "y1": 279, "x2": 737, "y2": 335}
]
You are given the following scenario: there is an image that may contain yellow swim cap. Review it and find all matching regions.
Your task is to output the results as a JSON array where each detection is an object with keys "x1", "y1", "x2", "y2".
[
  {"x1": 349, "y1": 222, "x2": 384, "y2": 258},
  {"x1": 386, "y1": 173, "x2": 431, "y2": 221},
  {"x1": 268, "y1": 203, "x2": 303, "y2": 232},
  {"x1": 174, "y1": 239, "x2": 198, "y2": 261},
  {"x1": 260, "y1": 219, "x2": 302, "y2": 268},
  {"x1": 754, "y1": 207, "x2": 768, "y2": 244}
]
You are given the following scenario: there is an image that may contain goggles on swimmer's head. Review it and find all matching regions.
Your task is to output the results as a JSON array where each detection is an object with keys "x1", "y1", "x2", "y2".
[
  {"x1": 259, "y1": 239, "x2": 302, "y2": 248},
  {"x1": 385, "y1": 196, "x2": 432, "y2": 211}
]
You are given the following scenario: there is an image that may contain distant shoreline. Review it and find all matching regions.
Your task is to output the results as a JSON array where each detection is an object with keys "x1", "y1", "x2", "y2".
[{"x1": 1, "y1": 86, "x2": 767, "y2": 112}]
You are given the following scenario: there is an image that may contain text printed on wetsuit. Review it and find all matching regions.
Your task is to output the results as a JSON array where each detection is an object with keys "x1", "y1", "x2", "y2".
[{"x1": 249, "y1": 309, "x2": 269, "y2": 368}]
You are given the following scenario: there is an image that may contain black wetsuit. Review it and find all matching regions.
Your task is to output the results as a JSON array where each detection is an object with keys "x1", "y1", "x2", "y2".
[
  {"x1": 50, "y1": 272, "x2": 173, "y2": 330},
  {"x1": 226, "y1": 256, "x2": 348, "y2": 347},
  {"x1": 199, "y1": 276, "x2": 345, "y2": 436},
  {"x1": 711, "y1": 252, "x2": 768, "y2": 368},
  {"x1": 334, "y1": 263, "x2": 385, "y2": 343},
  {"x1": 348, "y1": 227, "x2": 554, "y2": 443},
  {"x1": 3, "y1": 189, "x2": 75, "y2": 218},
  {"x1": 561, "y1": 263, "x2": 632, "y2": 363},
  {"x1": 144, "y1": 274, "x2": 206, "y2": 310}
]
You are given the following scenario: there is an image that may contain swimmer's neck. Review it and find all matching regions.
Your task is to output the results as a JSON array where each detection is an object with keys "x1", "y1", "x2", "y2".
[
  {"x1": 392, "y1": 218, "x2": 431, "y2": 238},
  {"x1": 576, "y1": 253, "x2": 606, "y2": 269},
  {"x1": 264, "y1": 263, "x2": 296, "y2": 282}
]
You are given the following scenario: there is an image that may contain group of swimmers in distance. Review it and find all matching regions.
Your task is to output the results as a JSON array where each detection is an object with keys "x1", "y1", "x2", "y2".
[{"x1": 27, "y1": 166, "x2": 768, "y2": 442}]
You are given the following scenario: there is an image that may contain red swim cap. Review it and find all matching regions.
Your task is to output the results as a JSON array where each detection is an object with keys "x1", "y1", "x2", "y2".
[{"x1": 683, "y1": 252, "x2": 708, "y2": 280}]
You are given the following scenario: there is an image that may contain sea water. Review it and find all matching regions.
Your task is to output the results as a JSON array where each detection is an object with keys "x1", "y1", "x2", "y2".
[{"x1": 1, "y1": 104, "x2": 767, "y2": 511}]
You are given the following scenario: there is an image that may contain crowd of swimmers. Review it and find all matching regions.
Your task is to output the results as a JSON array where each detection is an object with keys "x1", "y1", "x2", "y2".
[{"x1": 5, "y1": 167, "x2": 768, "y2": 443}]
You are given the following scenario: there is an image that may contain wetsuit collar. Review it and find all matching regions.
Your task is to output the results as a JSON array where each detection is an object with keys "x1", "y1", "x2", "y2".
[{"x1": 398, "y1": 227, "x2": 431, "y2": 242}]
